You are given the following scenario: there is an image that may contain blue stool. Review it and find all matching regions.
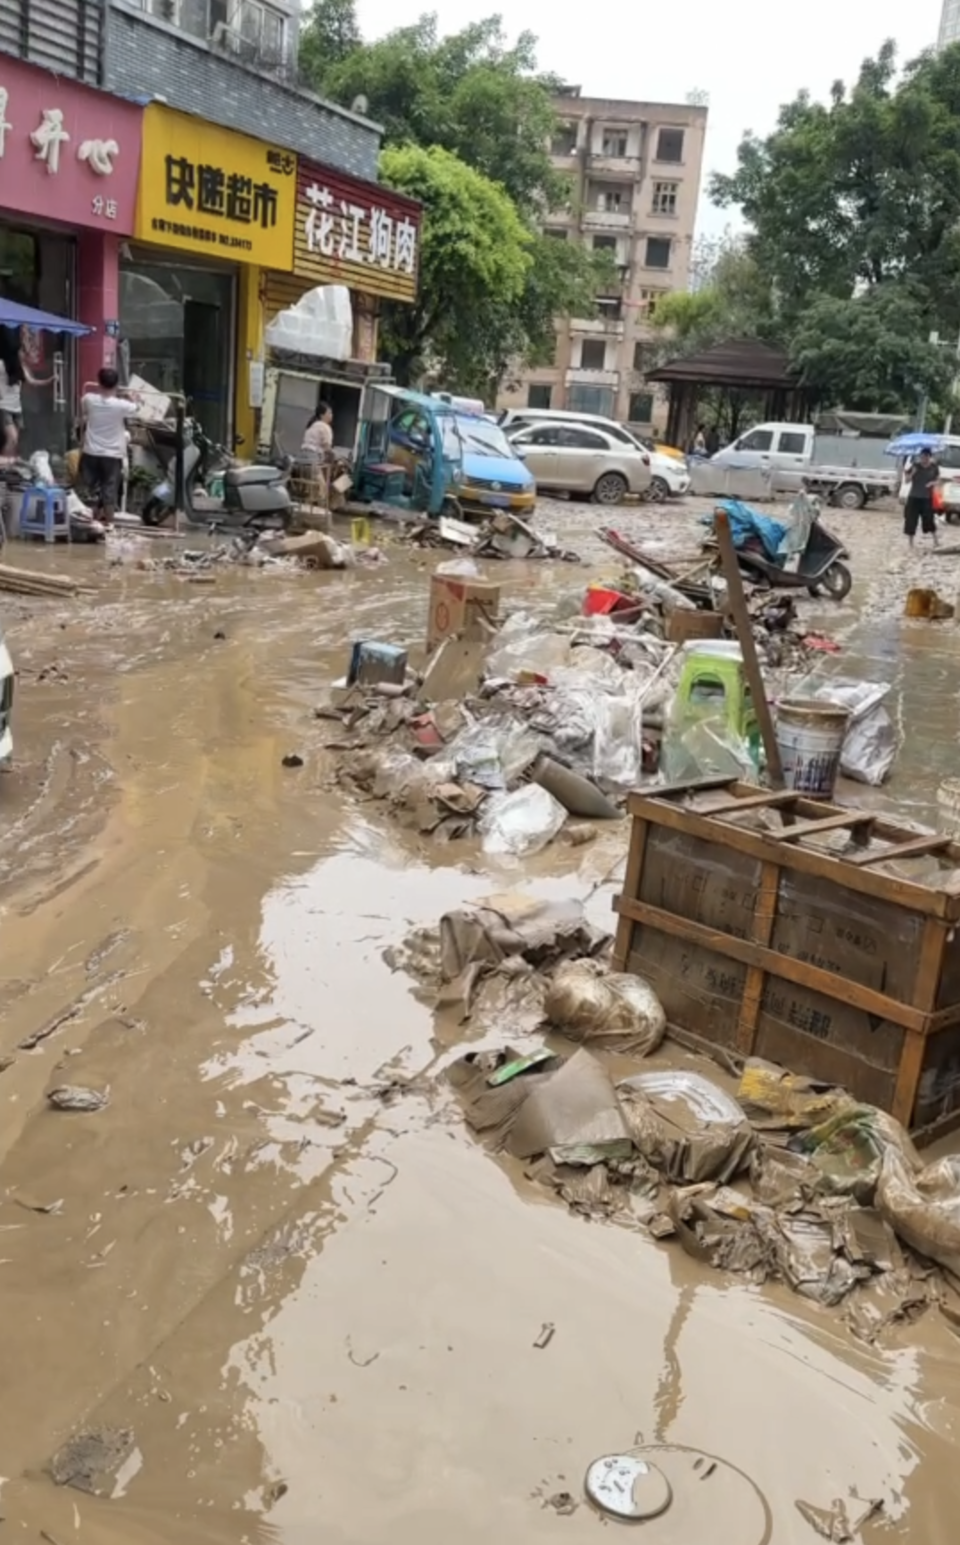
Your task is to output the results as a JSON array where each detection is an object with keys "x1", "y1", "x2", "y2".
[{"x1": 19, "y1": 484, "x2": 70, "y2": 543}]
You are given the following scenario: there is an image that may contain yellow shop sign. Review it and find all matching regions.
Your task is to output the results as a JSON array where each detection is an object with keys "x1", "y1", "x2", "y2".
[{"x1": 135, "y1": 105, "x2": 296, "y2": 269}]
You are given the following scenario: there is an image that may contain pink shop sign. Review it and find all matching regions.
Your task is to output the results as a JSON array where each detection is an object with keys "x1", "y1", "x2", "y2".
[{"x1": 0, "y1": 58, "x2": 141, "y2": 234}]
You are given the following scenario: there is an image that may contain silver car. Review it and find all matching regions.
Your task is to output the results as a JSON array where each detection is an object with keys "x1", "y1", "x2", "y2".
[{"x1": 508, "y1": 422, "x2": 652, "y2": 505}]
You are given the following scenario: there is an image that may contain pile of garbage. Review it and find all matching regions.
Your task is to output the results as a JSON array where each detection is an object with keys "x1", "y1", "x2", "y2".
[
  {"x1": 404, "y1": 509, "x2": 580, "y2": 563},
  {"x1": 105, "y1": 527, "x2": 385, "y2": 575}
]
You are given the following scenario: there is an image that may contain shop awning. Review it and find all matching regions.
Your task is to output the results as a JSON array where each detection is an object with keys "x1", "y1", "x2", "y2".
[{"x1": 0, "y1": 298, "x2": 93, "y2": 337}]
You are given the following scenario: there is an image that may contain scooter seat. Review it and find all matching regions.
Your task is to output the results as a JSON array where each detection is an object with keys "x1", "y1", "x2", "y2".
[{"x1": 225, "y1": 464, "x2": 282, "y2": 488}]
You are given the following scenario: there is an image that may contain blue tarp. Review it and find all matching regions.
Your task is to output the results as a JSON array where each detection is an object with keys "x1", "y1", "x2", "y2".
[
  {"x1": 0, "y1": 298, "x2": 93, "y2": 337},
  {"x1": 709, "y1": 498, "x2": 787, "y2": 559}
]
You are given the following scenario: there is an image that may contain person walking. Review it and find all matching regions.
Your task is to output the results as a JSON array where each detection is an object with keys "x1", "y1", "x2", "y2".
[
  {"x1": 0, "y1": 326, "x2": 53, "y2": 457},
  {"x1": 903, "y1": 447, "x2": 940, "y2": 549},
  {"x1": 80, "y1": 368, "x2": 137, "y2": 527}
]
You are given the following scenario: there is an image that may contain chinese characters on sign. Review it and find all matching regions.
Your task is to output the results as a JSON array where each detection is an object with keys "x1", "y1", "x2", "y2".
[
  {"x1": 164, "y1": 154, "x2": 282, "y2": 232},
  {"x1": 303, "y1": 182, "x2": 417, "y2": 274},
  {"x1": 0, "y1": 82, "x2": 122, "y2": 217}
]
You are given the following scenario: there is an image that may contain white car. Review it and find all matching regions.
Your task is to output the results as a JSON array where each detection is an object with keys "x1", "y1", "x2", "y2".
[
  {"x1": 0, "y1": 624, "x2": 13, "y2": 762},
  {"x1": 501, "y1": 408, "x2": 689, "y2": 500},
  {"x1": 509, "y1": 421, "x2": 652, "y2": 504}
]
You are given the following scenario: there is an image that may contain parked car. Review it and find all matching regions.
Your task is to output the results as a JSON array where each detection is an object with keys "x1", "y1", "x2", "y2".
[
  {"x1": 509, "y1": 422, "x2": 651, "y2": 504},
  {"x1": 646, "y1": 448, "x2": 691, "y2": 500},
  {"x1": 0, "y1": 622, "x2": 13, "y2": 763},
  {"x1": 499, "y1": 407, "x2": 686, "y2": 469},
  {"x1": 388, "y1": 403, "x2": 536, "y2": 517},
  {"x1": 709, "y1": 418, "x2": 899, "y2": 507}
]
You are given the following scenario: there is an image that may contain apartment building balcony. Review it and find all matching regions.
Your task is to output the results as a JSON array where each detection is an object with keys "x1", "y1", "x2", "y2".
[
  {"x1": 589, "y1": 153, "x2": 642, "y2": 177},
  {"x1": 581, "y1": 209, "x2": 632, "y2": 231},
  {"x1": 565, "y1": 368, "x2": 620, "y2": 388},
  {"x1": 569, "y1": 316, "x2": 625, "y2": 338}
]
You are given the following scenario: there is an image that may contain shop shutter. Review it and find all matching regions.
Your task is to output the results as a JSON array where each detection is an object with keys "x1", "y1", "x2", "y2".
[{"x1": 0, "y1": 0, "x2": 103, "y2": 86}]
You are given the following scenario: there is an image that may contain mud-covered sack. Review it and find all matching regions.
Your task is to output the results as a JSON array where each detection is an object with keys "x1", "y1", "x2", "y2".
[
  {"x1": 618, "y1": 1069, "x2": 753, "y2": 1184},
  {"x1": 544, "y1": 960, "x2": 665, "y2": 1055},
  {"x1": 788, "y1": 1105, "x2": 920, "y2": 1204},
  {"x1": 877, "y1": 1149, "x2": 960, "y2": 1279}
]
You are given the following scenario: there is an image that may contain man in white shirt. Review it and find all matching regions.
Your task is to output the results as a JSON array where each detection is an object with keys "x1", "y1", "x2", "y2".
[{"x1": 80, "y1": 367, "x2": 137, "y2": 526}]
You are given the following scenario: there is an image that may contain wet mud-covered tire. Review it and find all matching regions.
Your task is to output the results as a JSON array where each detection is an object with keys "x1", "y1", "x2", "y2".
[
  {"x1": 833, "y1": 482, "x2": 866, "y2": 510},
  {"x1": 141, "y1": 498, "x2": 171, "y2": 527},
  {"x1": 647, "y1": 475, "x2": 671, "y2": 502},
  {"x1": 808, "y1": 561, "x2": 852, "y2": 601},
  {"x1": 592, "y1": 472, "x2": 629, "y2": 506}
]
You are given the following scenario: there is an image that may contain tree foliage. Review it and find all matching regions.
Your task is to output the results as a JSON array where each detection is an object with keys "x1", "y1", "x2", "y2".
[
  {"x1": 377, "y1": 144, "x2": 532, "y2": 387},
  {"x1": 650, "y1": 240, "x2": 777, "y2": 359},
  {"x1": 789, "y1": 287, "x2": 951, "y2": 412},
  {"x1": 299, "y1": 3, "x2": 607, "y2": 387}
]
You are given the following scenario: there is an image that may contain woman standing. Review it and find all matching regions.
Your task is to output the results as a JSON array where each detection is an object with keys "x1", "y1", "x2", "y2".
[{"x1": 0, "y1": 326, "x2": 53, "y2": 457}]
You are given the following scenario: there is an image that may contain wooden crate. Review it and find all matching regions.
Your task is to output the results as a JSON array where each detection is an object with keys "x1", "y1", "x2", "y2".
[{"x1": 612, "y1": 779, "x2": 960, "y2": 1139}]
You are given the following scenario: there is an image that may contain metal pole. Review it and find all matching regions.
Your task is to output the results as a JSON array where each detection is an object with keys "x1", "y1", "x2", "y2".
[
  {"x1": 173, "y1": 399, "x2": 186, "y2": 536},
  {"x1": 714, "y1": 510, "x2": 786, "y2": 791}
]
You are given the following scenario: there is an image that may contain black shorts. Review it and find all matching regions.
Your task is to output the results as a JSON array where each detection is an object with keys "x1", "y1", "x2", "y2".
[
  {"x1": 80, "y1": 453, "x2": 123, "y2": 509},
  {"x1": 904, "y1": 497, "x2": 936, "y2": 537},
  {"x1": 0, "y1": 408, "x2": 21, "y2": 433}
]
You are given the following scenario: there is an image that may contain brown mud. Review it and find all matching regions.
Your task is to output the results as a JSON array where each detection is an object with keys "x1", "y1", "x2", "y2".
[{"x1": 1, "y1": 502, "x2": 960, "y2": 1543}]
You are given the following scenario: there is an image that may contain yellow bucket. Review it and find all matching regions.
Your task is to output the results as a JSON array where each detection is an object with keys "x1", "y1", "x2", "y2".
[{"x1": 351, "y1": 516, "x2": 371, "y2": 547}]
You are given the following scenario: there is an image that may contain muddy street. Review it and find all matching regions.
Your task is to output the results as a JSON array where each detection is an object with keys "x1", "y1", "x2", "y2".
[{"x1": 2, "y1": 499, "x2": 960, "y2": 1544}]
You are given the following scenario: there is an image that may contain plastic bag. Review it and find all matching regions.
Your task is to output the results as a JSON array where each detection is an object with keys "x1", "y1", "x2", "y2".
[
  {"x1": 618, "y1": 1070, "x2": 754, "y2": 1184},
  {"x1": 877, "y1": 1149, "x2": 960, "y2": 1279},
  {"x1": 444, "y1": 717, "x2": 540, "y2": 790},
  {"x1": 807, "y1": 680, "x2": 897, "y2": 787},
  {"x1": 788, "y1": 1105, "x2": 919, "y2": 1203},
  {"x1": 436, "y1": 558, "x2": 480, "y2": 578},
  {"x1": 659, "y1": 714, "x2": 758, "y2": 784},
  {"x1": 485, "y1": 613, "x2": 571, "y2": 680},
  {"x1": 372, "y1": 750, "x2": 430, "y2": 801},
  {"x1": 479, "y1": 784, "x2": 566, "y2": 857},
  {"x1": 544, "y1": 960, "x2": 665, "y2": 1055},
  {"x1": 592, "y1": 690, "x2": 644, "y2": 786}
]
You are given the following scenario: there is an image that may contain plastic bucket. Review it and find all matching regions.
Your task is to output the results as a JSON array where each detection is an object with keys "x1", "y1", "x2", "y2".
[
  {"x1": 938, "y1": 777, "x2": 960, "y2": 837},
  {"x1": 775, "y1": 698, "x2": 851, "y2": 799}
]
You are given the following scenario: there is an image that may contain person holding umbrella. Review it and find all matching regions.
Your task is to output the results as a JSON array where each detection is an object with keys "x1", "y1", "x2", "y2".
[{"x1": 903, "y1": 445, "x2": 940, "y2": 549}]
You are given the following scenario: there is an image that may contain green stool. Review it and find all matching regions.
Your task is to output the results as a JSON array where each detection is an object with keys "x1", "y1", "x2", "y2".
[{"x1": 673, "y1": 646, "x2": 761, "y2": 767}]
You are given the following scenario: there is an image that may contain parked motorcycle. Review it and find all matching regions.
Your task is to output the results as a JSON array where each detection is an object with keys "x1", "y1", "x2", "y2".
[
  {"x1": 705, "y1": 508, "x2": 852, "y2": 601},
  {"x1": 140, "y1": 418, "x2": 292, "y2": 532}
]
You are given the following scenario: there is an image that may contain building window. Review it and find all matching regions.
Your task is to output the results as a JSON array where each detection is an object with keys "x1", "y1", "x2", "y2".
[
  {"x1": 527, "y1": 384, "x2": 553, "y2": 409},
  {"x1": 639, "y1": 288, "x2": 666, "y2": 318},
  {"x1": 601, "y1": 131, "x2": 628, "y2": 157},
  {"x1": 580, "y1": 339, "x2": 607, "y2": 369},
  {"x1": 593, "y1": 184, "x2": 628, "y2": 213},
  {"x1": 597, "y1": 297, "x2": 623, "y2": 321},
  {"x1": 633, "y1": 341, "x2": 654, "y2": 372},
  {"x1": 567, "y1": 385, "x2": 615, "y2": 416},
  {"x1": 628, "y1": 392, "x2": 654, "y2": 423},
  {"x1": 149, "y1": 0, "x2": 288, "y2": 54},
  {"x1": 645, "y1": 237, "x2": 672, "y2": 269},
  {"x1": 652, "y1": 181, "x2": 679, "y2": 216},
  {"x1": 544, "y1": 227, "x2": 568, "y2": 240},
  {"x1": 592, "y1": 235, "x2": 617, "y2": 251},
  {"x1": 551, "y1": 125, "x2": 578, "y2": 155},
  {"x1": 656, "y1": 127, "x2": 685, "y2": 163}
]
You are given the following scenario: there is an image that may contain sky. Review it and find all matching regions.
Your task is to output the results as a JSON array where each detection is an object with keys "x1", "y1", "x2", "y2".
[{"x1": 357, "y1": 0, "x2": 944, "y2": 234}]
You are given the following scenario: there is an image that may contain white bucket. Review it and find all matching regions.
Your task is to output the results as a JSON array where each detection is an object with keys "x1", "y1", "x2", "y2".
[
  {"x1": 938, "y1": 777, "x2": 960, "y2": 837},
  {"x1": 775, "y1": 698, "x2": 851, "y2": 799}
]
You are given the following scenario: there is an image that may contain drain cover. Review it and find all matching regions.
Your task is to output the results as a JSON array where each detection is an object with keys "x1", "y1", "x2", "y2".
[{"x1": 584, "y1": 1445, "x2": 772, "y2": 1541}]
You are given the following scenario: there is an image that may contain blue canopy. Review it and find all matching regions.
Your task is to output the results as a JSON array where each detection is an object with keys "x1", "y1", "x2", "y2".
[
  {"x1": 0, "y1": 297, "x2": 93, "y2": 337},
  {"x1": 885, "y1": 431, "x2": 946, "y2": 457}
]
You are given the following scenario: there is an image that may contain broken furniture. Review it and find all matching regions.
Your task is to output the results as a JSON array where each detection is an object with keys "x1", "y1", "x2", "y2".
[{"x1": 613, "y1": 779, "x2": 960, "y2": 1140}]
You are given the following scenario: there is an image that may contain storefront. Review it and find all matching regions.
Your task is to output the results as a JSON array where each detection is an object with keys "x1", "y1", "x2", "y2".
[
  {"x1": 127, "y1": 105, "x2": 297, "y2": 448},
  {"x1": 261, "y1": 158, "x2": 421, "y2": 366},
  {"x1": 0, "y1": 55, "x2": 141, "y2": 452}
]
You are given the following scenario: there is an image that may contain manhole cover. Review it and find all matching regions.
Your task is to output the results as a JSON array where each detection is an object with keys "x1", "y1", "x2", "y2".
[{"x1": 584, "y1": 1444, "x2": 772, "y2": 1541}]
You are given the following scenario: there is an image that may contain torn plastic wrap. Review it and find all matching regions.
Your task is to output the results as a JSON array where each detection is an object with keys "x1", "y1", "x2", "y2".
[
  {"x1": 617, "y1": 1070, "x2": 754, "y2": 1184},
  {"x1": 479, "y1": 784, "x2": 567, "y2": 857},
  {"x1": 506, "y1": 1049, "x2": 631, "y2": 1161},
  {"x1": 877, "y1": 1149, "x2": 960, "y2": 1280},
  {"x1": 805, "y1": 678, "x2": 898, "y2": 787},
  {"x1": 543, "y1": 961, "x2": 665, "y2": 1056}
]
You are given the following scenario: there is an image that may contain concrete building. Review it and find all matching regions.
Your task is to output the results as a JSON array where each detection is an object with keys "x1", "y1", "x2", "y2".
[
  {"x1": 497, "y1": 87, "x2": 707, "y2": 432},
  {"x1": 940, "y1": 0, "x2": 960, "y2": 47}
]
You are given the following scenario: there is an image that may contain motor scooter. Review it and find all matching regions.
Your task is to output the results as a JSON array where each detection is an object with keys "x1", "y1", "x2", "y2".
[
  {"x1": 705, "y1": 507, "x2": 852, "y2": 601},
  {"x1": 140, "y1": 419, "x2": 293, "y2": 532}
]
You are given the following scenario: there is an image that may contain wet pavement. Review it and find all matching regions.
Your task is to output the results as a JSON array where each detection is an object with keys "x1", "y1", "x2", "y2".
[{"x1": 2, "y1": 497, "x2": 960, "y2": 1543}]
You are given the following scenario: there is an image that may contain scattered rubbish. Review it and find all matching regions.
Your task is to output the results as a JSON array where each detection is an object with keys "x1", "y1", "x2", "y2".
[
  {"x1": 775, "y1": 697, "x2": 851, "y2": 799},
  {"x1": 478, "y1": 784, "x2": 567, "y2": 858},
  {"x1": 0, "y1": 562, "x2": 91, "y2": 598},
  {"x1": 531, "y1": 753, "x2": 621, "y2": 820},
  {"x1": 46, "y1": 1085, "x2": 109, "y2": 1112},
  {"x1": 544, "y1": 961, "x2": 665, "y2": 1055},
  {"x1": 795, "y1": 1494, "x2": 884, "y2": 1541},
  {"x1": 427, "y1": 571, "x2": 501, "y2": 650},
  {"x1": 348, "y1": 640, "x2": 408, "y2": 689},
  {"x1": 50, "y1": 1426, "x2": 136, "y2": 1494},
  {"x1": 533, "y1": 1321, "x2": 556, "y2": 1349},
  {"x1": 13, "y1": 1193, "x2": 64, "y2": 1214},
  {"x1": 543, "y1": 1491, "x2": 577, "y2": 1515},
  {"x1": 487, "y1": 1049, "x2": 556, "y2": 1087},
  {"x1": 618, "y1": 1070, "x2": 753, "y2": 1184},
  {"x1": 505, "y1": 1049, "x2": 631, "y2": 1161},
  {"x1": 585, "y1": 1454, "x2": 673, "y2": 1521},
  {"x1": 738, "y1": 1061, "x2": 851, "y2": 1134},
  {"x1": 213, "y1": 629, "x2": 226, "y2": 640},
  {"x1": 432, "y1": 893, "x2": 608, "y2": 1013},
  {"x1": 584, "y1": 1445, "x2": 772, "y2": 1540},
  {"x1": 877, "y1": 1149, "x2": 960, "y2": 1279},
  {"x1": 905, "y1": 587, "x2": 955, "y2": 621},
  {"x1": 805, "y1": 679, "x2": 897, "y2": 787},
  {"x1": 281, "y1": 752, "x2": 304, "y2": 768}
]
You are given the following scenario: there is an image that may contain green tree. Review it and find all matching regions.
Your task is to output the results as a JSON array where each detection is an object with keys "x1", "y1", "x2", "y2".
[
  {"x1": 377, "y1": 144, "x2": 532, "y2": 387},
  {"x1": 649, "y1": 240, "x2": 779, "y2": 360},
  {"x1": 298, "y1": 0, "x2": 362, "y2": 79},
  {"x1": 788, "y1": 285, "x2": 951, "y2": 412},
  {"x1": 711, "y1": 41, "x2": 960, "y2": 331}
]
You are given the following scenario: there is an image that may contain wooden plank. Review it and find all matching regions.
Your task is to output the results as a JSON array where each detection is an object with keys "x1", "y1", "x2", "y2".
[
  {"x1": 892, "y1": 1031, "x2": 927, "y2": 1126},
  {"x1": 613, "y1": 894, "x2": 931, "y2": 1033},
  {"x1": 622, "y1": 794, "x2": 952, "y2": 919},
  {"x1": 850, "y1": 836, "x2": 953, "y2": 868},
  {"x1": 895, "y1": 916, "x2": 949, "y2": 1125},
  {"x1": 775, "y1": 812, "x2": 876, "y2": 844},
  {"x1": 735, "y1": 860, "x2": 780, "y2": 1057},
  {"x1": 612, "y1": 814, "x2": 649, "y2": 972},
  {"x1": 705, "y1": 790, "x2": 804, "y2": 816},
  {"x1": 643, "y1": 775, "x2": 737, "y2": 801},
  {"x1": 713, "y1": 510, "x2": 787, "y2": 793}
]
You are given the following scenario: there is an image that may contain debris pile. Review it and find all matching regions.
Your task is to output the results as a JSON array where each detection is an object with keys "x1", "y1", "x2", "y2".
[{"x1": 404, "y1": 508, "x2": 580, "y2": 562}]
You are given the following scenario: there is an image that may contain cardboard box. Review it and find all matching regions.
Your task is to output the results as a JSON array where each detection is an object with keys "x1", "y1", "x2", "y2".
[{"x1": 427, "y1": 574, "x2": 501, "y2": 651}]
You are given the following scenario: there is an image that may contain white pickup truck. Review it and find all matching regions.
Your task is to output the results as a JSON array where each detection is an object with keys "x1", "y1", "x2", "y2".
[{"x1": 709, "y1": 414, "x2": 903, "y2": 508}]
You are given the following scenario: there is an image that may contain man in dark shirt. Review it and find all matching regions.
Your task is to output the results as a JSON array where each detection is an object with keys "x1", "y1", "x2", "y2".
[{"x1": 904, "y1": 447, "x2": 940, "y2": 548}]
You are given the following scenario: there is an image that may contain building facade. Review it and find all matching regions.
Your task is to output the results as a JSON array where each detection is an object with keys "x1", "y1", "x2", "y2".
[
  {"x1": 1, "y1": 0, "x2": 422, "y2": 453},
  {"x1": 497, "y1": 89, "x2": 707, "y2": 432},
  {"x1": 940, "y1": 0, "x2": 960, "y2": 48}
]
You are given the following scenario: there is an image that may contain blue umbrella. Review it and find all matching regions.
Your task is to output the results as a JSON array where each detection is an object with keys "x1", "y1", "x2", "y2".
[
  {"x1": 885, "y1": 431, "x2": 946, "y2": 457},
  {"x1": 0, "y1": 297, "x2": 93, "y2": 336}
]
